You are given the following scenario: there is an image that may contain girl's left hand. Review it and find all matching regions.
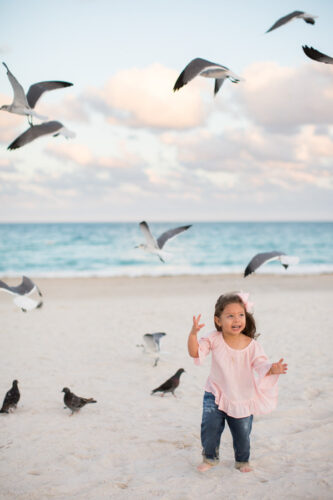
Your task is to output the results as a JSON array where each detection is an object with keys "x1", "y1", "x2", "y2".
[{"x1": 270, "y1": 358, "x2": 288, "y2": 375}]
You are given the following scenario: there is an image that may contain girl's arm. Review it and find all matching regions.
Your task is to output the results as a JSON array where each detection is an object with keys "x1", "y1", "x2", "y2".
[
  {"x1": 187, "y1": 314, "x2": 205, "y2": 358},
  {"x1": 267, "y1": 358, "x2": 288, "y2": 375}
]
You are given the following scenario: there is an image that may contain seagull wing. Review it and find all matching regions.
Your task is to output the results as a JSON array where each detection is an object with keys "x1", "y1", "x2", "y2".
[
  {"x1": 151, "y1": 332, "x2": 166, "y2": 348},
  {"x1": 244, "y1": 251, "x2": 286, "y2": 277},
  {"x1": 302, "y1": 46, "x2": 333, "y2": 64},
  {"x1": 143, "y1": 332, "x2": 166, "y2": 352},
  {"x1": 173, "y1": 58, "x2": 224, "y2": 91},
  {"x1": 156, "y1": 225, "x2": 191, "y2": 249},
  {"x1": 139, "y1": 221, "x2": 158, "y2": 249},
  {"x1": 0, "y1": 279, "x2": 16, "y2": 295},
  {"x1": 26, "y1": 81, "x2": 73, "y2": 108},
  {"x1": 143, "y1": 334, "x2": 158, "y2": 352},
  {"x1": 0, "y1": 276, "x2": 35, "y2": 295},
  {"x1": 266, "y1": 11, "x2": 304, "y2": 32},
  {"x1": 2, "y1": 62, "x2": 29, "y2": 108},
  {"x1": 7, "y1": 121, "x2": 63, "y2": 150}
]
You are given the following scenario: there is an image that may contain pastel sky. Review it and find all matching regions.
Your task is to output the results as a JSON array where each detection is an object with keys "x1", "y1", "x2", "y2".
[{"x1": 1, "y1": 0, "x2": 332, "y2": 222}]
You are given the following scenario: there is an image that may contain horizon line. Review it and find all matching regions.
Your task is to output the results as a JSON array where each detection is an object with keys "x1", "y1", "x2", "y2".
[{"x1": 0, "y1": 219, "x2": 332, "y2": 224}]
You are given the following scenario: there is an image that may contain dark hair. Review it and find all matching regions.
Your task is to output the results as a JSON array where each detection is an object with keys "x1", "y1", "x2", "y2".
[{"x1": 214, "y1": 292, "x2": 257, "y2": 339}]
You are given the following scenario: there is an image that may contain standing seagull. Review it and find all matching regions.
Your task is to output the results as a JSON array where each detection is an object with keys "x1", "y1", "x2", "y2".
[
  {"x1": 173, "y1": 58, "x2": 243, "y2": 96},
  {"x1": 266, "y1": 11, "x2": 317, "y2": 33},
  {"x1": 0, "y1": 380, "x2": 20, "y2": 413},
  {"x1": 7, "y1": 120, "x2": 76, "y2": 150},
  {"x1": 244, "y1": 251, "x2": 300, "y2": 277},
  {"x1": 1, "y1": 62, "x2": 73, "y2": 124},
  {"x1": 302, "y1": 46, "x2": 333, "y2": 64},
  {"x1": 62, "y1": 387, "x2": 97, "y2": 415},
  {"x1": 151, "y1": 368, "x2": 185, "y2": 397},
  {"x1": 137, "y1": 332, "x2": 167, "y2": 367},
  {"x1": 0, "y1": 275, "x2": 43, "y2": 311},
  {"x1": 136, "y1": 221, "x2": 191, "y2": 262}
]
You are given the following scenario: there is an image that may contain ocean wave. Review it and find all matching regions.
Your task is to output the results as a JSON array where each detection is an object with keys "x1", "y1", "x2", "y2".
[{"x1": 1, "y1": 264, "x2": 333, "y2": 278}]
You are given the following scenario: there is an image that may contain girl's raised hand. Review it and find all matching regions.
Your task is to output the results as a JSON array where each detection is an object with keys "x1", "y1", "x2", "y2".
[
  {"x1": 191, "y1": 314, "x2": 205, "y2": 335},
  {"x1": 270, "y1": 358, "x2": 288, "y2": 375}
]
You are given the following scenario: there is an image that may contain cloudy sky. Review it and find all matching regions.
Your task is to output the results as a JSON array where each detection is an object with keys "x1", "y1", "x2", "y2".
[{"x1": 1, "y1": 0, "x2": 332, "y2": 222}]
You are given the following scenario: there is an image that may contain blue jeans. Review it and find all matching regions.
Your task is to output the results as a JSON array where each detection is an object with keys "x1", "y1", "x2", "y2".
[{"x1": 201, "y1": 391, "x2": 253, "y2": 465}]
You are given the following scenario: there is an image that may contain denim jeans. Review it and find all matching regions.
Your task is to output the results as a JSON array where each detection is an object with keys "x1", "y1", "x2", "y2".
[{"x1": 201, "y1": 391, "x2": 253, "y2": 465}]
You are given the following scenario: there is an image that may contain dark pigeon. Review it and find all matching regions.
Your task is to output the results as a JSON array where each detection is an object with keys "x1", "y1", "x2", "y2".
[
  {"x1": 62, "y1": 387, "x2": 97, "y2": 415},
  {"x1": 0, "y1": 380, "x2": 20, "y2": 413},
  {"x1": 151, "y1": 368, "x2": 185, "y2": 397}
]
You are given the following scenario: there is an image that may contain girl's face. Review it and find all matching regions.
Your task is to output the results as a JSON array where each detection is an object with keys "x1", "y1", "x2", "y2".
[{"x1": 215, "y1": 302, "x2": 246, "y2": 336}]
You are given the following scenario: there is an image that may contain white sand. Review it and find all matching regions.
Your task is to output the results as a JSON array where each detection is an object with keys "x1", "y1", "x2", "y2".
[{"x1": 0, "y1": 274, "x2": 332, "y2": 500}]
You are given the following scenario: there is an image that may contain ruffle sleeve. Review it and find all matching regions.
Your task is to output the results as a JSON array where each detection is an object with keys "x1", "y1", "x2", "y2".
[
  {"x1": 251, "y1": 341, "x2": 279, "y2": 414},
  {"x1": 193, "y1": 332, "x2": 216, "y2": 366}
]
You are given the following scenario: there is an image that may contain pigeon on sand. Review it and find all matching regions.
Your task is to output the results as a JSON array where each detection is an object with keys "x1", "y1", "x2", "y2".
[
  {"x1": 151, "y1": 368, "x2": 185, "y2": 397},
  {"x1": 62, "y1": 387, "x2": 97, "y2": 415},
  {"x1": 0, "y1": 380, "x2": 20, "y2": 413}
]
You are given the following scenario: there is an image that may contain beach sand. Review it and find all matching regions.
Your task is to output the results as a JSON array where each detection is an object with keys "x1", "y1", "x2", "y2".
[{"x1": 0, "y1": 274, "x2": 332, "y2": 499}]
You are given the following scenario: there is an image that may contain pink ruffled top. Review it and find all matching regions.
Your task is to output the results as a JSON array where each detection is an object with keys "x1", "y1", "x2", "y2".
[{"x1": 194, "y1": 331, "x2": 279, "y2": 418}]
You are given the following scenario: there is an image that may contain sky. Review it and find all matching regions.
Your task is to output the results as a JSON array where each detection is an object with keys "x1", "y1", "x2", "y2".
[{"x1": 0, "y1": 0, "x2": 332, "y2": 222}]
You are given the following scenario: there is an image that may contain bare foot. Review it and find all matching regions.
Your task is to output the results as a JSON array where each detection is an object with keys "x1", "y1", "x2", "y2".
[
  {"x1": 239, "y1": 465, "x2": 253, "y2": 473},
  {"x1": 197, "y1": 462, "x2": 214, "y2": 472}
]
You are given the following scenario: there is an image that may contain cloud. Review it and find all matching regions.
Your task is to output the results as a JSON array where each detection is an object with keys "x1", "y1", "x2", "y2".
[
  {"x1": 44, "y1": 140, "x2": 141, "y2": 170},
  {"x1": 161, "y1": 124, "x2": 333, "y2": 192},
  {"x1": 234, "y1": 61, "x2": 333, "y2": 132},
  {"x1": 85, "y1": 63, "x2": 207, "y2": 130},
  {"x1": 38, "y1": 94, "x2": 90, "y2": 123}
]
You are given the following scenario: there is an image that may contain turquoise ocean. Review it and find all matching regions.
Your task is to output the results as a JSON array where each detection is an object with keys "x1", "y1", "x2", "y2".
[{"x1": 0, "y1": 222, "x2": 332, "y2": 277}]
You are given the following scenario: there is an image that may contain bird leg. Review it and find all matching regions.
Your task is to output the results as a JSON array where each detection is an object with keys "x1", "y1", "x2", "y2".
[{"x1": 153, "y1": 357, "x2": 159, "y2": 367}]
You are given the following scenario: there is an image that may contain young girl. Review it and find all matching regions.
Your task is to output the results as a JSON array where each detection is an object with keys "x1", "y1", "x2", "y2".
[{"x1": 188, "y1": 292, "x2": 287, "y2": 473}]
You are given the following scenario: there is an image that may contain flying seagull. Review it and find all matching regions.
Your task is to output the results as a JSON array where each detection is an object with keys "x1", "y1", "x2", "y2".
[
  {"x1": 302, "y1": 46, "x2": 333, "y2": 64},
  {"x1": 137, "y1": 332, "x2": 167, "y2": 367},
  {"x1": 7, "y1": 120, "x2": 76, "y2": 150},
  {"x1": 244, "y1": 251, "x2": 300, "y2": 277},
  {"x1": 151, "y1": 368, "x2": 185, "y2": 397},
  {"x1": 62, "y1": 387, "x2": 97, "y2": 415},
  {"x1": 0, "y1": 276, "x2": 43, "y2": 311},
  {"x1": 173, "y1": 58, "x2": 243, "y2": 96},
  {"x1": 1, "y1": 62, "x2": 73, "y2": 124},
  {"x1": 0, "y1": 380, "x2": 20, "y2": 413},
  {"x1": 136, "y1": 221, "x2": 191, "y2": 262},
  {"x1": 266, "y1": 11, "x2": 317, "y2": 33}
]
